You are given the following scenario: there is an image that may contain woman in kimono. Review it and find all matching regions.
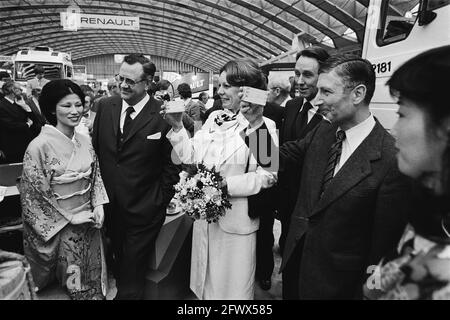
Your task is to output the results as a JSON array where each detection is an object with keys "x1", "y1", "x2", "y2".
[
  {"x1": 19, "y1": 79, "x2": 109, "y2": 300},
  {"x1": 162, "y1": 58, "x2": 277, "y2": 299},
  {"x1": 363, "y1": 46, "x2": 450, "y2": 299}
]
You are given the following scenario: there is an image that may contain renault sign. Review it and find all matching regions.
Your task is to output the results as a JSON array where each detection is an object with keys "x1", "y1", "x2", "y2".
[{"x1": 61, "y1": 12, "x2": 139, "y2": 31}]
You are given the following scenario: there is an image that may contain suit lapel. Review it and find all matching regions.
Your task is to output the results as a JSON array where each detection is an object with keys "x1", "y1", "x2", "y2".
[
  {"x1": 310, "y1": 122, "x2": 385, "y2": 217},
  {"x1": 123, "y1": 98, "x2": 157, "y2": 144},
  {"x1": 110, "y1": 97, "x2": 122, "y2": 139},
  {"x1": 308, "y1": 124, "x2": 337, "y2": 210},
  {"x1": 217, "y1": 121, "x2": 247, "y2": 168},
  {"x1": 304, "y1": 113, "x2": 323, "y2": 136},
  {"x1": 284, "y1": 97, "x2": 303, "y2": 140}
]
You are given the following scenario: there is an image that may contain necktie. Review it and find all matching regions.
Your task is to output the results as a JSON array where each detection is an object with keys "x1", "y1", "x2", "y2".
[
  {"x1": 294, "y1": 101, "x2": 313, "y2": 138},
  {"x1": 320, "y1": 130, "x2": 346, "y2": 196},
  {"x1": 122, "y1": 106, "x2": 135, "y2": 137}
]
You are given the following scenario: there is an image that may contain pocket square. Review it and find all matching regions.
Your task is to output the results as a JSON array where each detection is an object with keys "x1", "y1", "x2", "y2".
[{"x1": 147, "y1": 132, "x2": 161, "y2": 139}]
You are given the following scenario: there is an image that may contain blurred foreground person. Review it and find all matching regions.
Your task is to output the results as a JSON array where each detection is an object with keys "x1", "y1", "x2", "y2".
[
  {"x1": 20, "y1": 80, "x2": 109, "y2": 300},
  {"x1": 364, "y1": 45, "x2": 450, "y2": 300}
]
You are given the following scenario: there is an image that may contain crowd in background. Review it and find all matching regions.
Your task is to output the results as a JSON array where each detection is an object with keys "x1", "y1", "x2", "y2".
[{"x1": 0, "y1": 45, "x2": 449, "y2": 300}]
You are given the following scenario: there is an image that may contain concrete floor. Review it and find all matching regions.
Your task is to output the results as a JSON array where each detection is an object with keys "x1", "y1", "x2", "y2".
[{"x1": 37, "y1": 220, "x2": 283, "y2": 300}]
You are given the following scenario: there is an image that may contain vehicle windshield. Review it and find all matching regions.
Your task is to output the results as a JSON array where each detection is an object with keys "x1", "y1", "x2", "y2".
[{"x1": 14, "y1": 62, "x2": 62, "y2": 81}]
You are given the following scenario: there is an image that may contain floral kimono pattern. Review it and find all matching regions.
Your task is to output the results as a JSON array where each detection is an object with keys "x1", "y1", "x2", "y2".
[
  {"x1": 364, "y1": 225, "x2": 450, "y2": 300},
  {"x1": 19, "y1": 125, "x2": 109, "y2": 300}
]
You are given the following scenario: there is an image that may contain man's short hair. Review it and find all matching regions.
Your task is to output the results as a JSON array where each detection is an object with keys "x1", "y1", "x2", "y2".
[
  {"x1": 123, "y1": 54, "x2": 156, "y2": 80},
  {"x1": 320, "y1": 54, "x2": 376, "y2": 105},
  {"x1": 268, "y1": 74, "x2": 291, "y2": 95},
  {"x1": 177, "y1": 83, "x2": 192, "y2": 99},
  {"x1": 34, "y1": 65, "x2": 45, "y2": 75},
  {"x1": 296, "y1": 46, "x2": 330, "y2": 69},
  {"x1": 2, "y1": 80, "x2": 15, "y2": 95}
]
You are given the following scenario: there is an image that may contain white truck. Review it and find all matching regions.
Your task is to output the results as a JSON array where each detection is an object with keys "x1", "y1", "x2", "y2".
[
  {"x1": 13, "y1": 46, "x2": 73, "y2": 90},
  {"x1": 362, "y1": 0, "x2": 450, "y2": 129}
]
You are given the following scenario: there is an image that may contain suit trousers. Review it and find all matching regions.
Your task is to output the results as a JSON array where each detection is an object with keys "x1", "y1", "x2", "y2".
[
  {"x1": 282, "y1": 236, "x2": 304, "y2": 300},
  {"x1": 105, "y1": 202, "x2": 165, "y2": 300},
  {"x1": 255, "y1": 213, "x2": 275, "y2": 281}
]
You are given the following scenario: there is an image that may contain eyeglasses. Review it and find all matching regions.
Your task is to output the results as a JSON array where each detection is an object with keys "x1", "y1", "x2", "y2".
[{"x1": 115, "y1": 74, "x2": 146, "y2": 87}]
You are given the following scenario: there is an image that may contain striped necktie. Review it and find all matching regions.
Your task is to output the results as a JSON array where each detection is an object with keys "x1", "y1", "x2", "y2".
[{"x1": 320, "y1": 130, "x2": 346, "y2": 196}]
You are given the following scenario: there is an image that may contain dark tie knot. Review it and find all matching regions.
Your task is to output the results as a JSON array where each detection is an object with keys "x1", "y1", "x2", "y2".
[
  {"x1": 126, "y1": 106, "x2": 135, "y2": 116},
  {"x1": 336, "y1": 130, "x2": 346, "y2": 142},
  {"x1": 302, "y1": 101, "x2": 313, "y2": 113}
]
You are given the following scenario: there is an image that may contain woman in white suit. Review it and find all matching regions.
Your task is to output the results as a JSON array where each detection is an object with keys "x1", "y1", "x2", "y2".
[{"x1": 162, "y1": 58, "x2": 277, "y2": 300}]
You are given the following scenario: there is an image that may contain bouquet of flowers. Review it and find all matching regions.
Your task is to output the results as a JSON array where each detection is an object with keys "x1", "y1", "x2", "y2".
[{"x1": 174, "y1": 162, "x2": 232, "y2": 223}]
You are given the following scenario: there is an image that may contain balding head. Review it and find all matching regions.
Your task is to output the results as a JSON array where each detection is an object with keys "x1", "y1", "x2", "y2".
[{"x1": 267, "y1": 74, "x2": 291, "y2": 105}]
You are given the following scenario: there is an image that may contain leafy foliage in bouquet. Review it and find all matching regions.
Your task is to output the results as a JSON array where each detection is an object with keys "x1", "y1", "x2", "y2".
[{"x1": 174, "y1": 162, "x2": 232, "y2": 223}]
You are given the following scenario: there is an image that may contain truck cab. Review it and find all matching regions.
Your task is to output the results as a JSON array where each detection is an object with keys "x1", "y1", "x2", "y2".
[
  {"x1": 362, "y1": 0, "x2": 450, "y2": 129},
  {"x1": 13, "y1": 46, "x2": 73, "y2": 91}
]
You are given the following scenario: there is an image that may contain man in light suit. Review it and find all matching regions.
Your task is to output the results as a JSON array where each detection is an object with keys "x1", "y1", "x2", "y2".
[
  {"x1": 92, "y1": 54, "x2": 180, "y2": 299},
  {"x1": 278, "y1": 54, "x2": 411, "y2": 299},
  {"x1": 278, "y1": 46, "x2": 329, "y2": 261},
  {"x1": 26, "y1": 88, "x2": 47, "y2": 128},
  {"x1": 26, "y1": 65, "x2": 49, "y2": 97}
]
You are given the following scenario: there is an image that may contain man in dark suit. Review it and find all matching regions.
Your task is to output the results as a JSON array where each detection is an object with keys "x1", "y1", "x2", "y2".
[
  {"x1": 92, "y1": 54, "x2": 180, "y2": 299},
  {"x1": 279, "y1": 55, "x2": 410, "y2": 299},
  {"x1": 278, "y1": 47, "x2": 330, "y2": 258},
  {"x1": 0, "y1": 81, "x2": 40, "y2": 164},
  {"x1": 26, "y1": 88, "x2": 47, "y2": 128}
]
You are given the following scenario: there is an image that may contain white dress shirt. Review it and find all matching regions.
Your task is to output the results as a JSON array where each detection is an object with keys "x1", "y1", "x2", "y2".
[
  {"x1": 119, "y1": 94, "x2": 150, "y2": 133},
  {"x1": 299, "y1": 95, "x2": 322, "y2": 123},
  {"x1": 334, "y1": 114, "x2": 376, "y2": 176}
]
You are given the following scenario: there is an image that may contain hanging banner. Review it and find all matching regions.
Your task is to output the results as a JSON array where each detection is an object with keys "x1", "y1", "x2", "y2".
[
  {"x1": 61, "y1": 12, "x2": 140, "y2": 31},
  {"x1": 172, "y1": 72, "x2": 210, "y2": 94}
]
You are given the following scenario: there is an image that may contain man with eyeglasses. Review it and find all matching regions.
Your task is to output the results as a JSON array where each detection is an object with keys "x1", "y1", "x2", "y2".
[
  {"x1": 92, "y1": 54, "x2": 180, "y2": 300},
  {"x1": 107, "y1": 78, "x2": 120, "y2": 97}
]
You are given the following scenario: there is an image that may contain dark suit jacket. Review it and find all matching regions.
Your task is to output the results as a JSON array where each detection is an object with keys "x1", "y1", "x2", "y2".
[
  {"x1": 278, "y1": 97, "x2": 323, "y2": 222},
  {"x1": 92, "y1": 95, "x2": 180, "y2": 226},
  {"x1": 264, "y1": 102, "x2": 284, "y2": 130},
  {"x1": 280, "y1": 97, "x2": 322, "y2": 144},
  {"x1": 26, "y1": 98, "x2": 47, "y2": 128},
  {"x1": 279, "y1": 120, "x2": 410, "y2": 299},
  {"x1": 0, "y1": 98, "x2": 39, "y2": 163}
]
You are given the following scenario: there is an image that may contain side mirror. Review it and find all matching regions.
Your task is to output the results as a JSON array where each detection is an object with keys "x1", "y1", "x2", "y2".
[{"x1": 418, "y1": 0, "x2": 437, "y2": 26}]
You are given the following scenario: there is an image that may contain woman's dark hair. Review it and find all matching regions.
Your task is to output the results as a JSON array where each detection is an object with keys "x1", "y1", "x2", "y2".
[
  {"x1": 147, "y1": 81, "x2": 157, "y2": 96},
  {"x1": 219, "y1": 58, "x2": 267, "y2": 90},
  {"x1": 39, "y1": 80, "x2": 85, "y2": 126},
  {"x1": 387, "y1": 45, "x2": 450, "y2": 127}
]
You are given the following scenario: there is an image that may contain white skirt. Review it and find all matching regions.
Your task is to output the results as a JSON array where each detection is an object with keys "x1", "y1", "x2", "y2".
[{"x1": 190, "y1": 220, "x2": 256, "y2": 300}]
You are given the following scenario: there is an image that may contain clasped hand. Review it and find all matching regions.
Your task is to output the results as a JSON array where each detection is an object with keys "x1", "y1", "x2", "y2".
[{"x1": 70, "y1": 205, "x2": 104, "y2": 229}]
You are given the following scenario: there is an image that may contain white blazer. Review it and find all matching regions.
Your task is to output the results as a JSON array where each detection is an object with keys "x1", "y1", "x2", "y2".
[{"x1": 167, "y1": 110, "x2": 278, "y2": 234}]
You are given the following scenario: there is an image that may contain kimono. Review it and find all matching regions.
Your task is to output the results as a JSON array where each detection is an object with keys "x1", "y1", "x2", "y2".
[
  {"x1": 19, "y1": 125, "x2": 109, "y2": 300},
  {"x1": 168, "y1": 110, "x2": 277, "y2": 299}
]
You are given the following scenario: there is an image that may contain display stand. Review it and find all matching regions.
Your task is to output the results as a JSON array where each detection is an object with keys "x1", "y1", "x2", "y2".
[{"x1": 144, "y1": 212, "x2": 194, "y2": 300}]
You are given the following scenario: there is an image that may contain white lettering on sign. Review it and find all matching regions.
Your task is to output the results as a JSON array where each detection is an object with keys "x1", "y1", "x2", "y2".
[
  {"x1": 190, "y1": 80, "x2": 205, "y2": 90},
  {"x1": 61, "y1": 13, "x2": 140, "y2": 31}
]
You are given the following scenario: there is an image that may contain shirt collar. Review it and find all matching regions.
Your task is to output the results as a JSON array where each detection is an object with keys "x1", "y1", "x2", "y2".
[
  {"x1": 184, "y1": 98, "x2": 192, "y2": 106},
  {"x1": 5, "y1": 96, "x2": 14, "y2": 104},
  {"x1": 338, "y1": 114, "x2": 376, "y2": 151},
  {"x1": 121, "y1": 93, "x2": 149, "y2": 115}
]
